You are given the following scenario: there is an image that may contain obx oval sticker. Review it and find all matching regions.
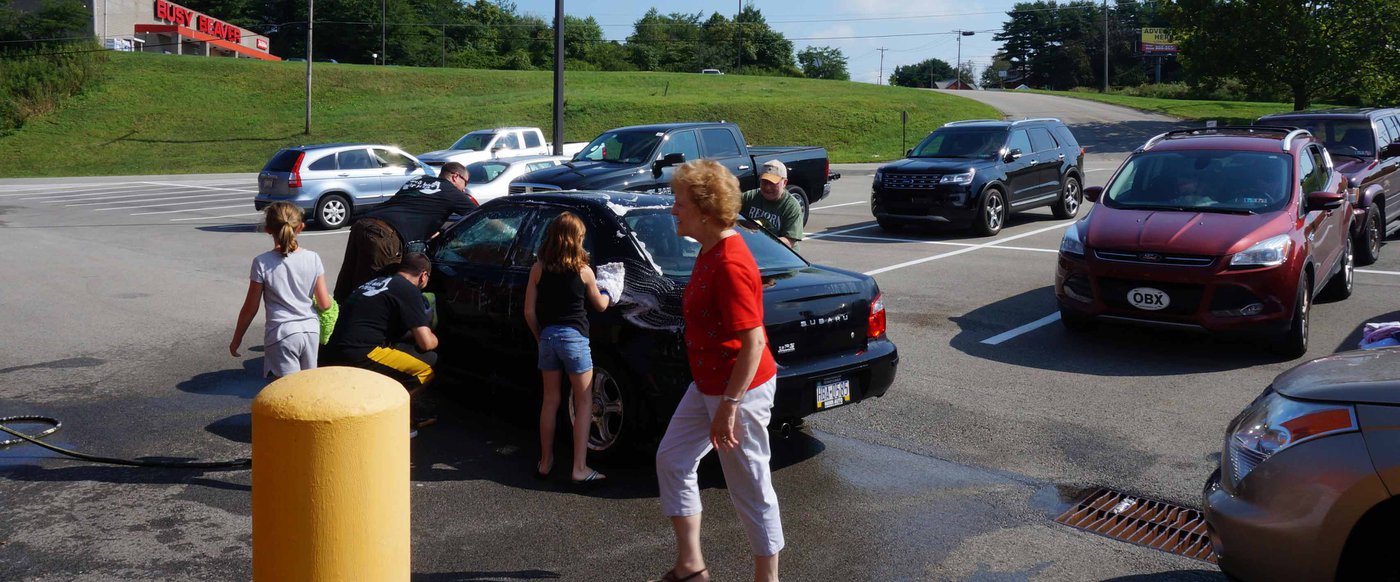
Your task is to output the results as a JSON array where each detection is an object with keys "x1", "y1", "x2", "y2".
[{"x1": 1128, "y1": 287, "x2": 1169, "y2": 311}]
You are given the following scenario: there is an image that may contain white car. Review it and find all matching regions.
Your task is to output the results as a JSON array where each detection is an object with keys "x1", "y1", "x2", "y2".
[
  {"x1": 418, "y1": 127, "x2": 585, "y2": 168},
  {"x1": 464, "y1": 155, "x2": 569, "y2": 203}
]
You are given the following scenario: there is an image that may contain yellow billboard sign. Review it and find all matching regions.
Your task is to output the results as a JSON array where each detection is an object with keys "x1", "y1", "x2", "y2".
[{"x1": 1140, "y1": 28, "x2": 1178, "y2": 54}]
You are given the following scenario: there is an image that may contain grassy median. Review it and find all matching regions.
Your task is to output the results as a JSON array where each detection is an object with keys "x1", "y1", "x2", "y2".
[
  {"x1": 1028, "y1": 89, "x2": 1310, "y2": 125},
  {"x1": 0, "y1": 52, "x2": 1002, "y2": 177}
]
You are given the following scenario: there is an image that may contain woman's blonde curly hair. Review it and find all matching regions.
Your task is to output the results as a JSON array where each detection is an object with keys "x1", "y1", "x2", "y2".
[{"x1": 671, "y1": 159, "x2": 740, "y2": 228}]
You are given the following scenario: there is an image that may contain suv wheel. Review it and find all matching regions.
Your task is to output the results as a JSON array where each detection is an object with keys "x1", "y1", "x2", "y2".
[
  {"x1": 315, "y1": 194, "x2": 350, "y2": 229},
  {"x1": 1052, "y1": 175, "x2": 1083, "y2": 219},
  {"x1": 1358, "y1": 207, "x2": 1382, "y2": 265},
  {"x1": 787, "y1": 185, "x2": 810, "y2": 226},
  {"x1": 974, "y1": 188, "x2": 1006, "y2": 237},
  {"x1": 1271, "y1": 276, "x2": 1310, "y2": 358},
  {"x1": 1322, "y1": 237, "x2": 1355, "y2": 301}
]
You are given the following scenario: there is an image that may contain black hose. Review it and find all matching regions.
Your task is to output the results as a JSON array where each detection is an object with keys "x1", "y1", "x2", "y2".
[{"x1": 0, "y1": 415, "x2": 250, "y2": 469}]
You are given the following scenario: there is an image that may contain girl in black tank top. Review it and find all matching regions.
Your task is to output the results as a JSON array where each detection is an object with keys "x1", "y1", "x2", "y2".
[{"x1": 524, "y1": 212, "x2": 612, "y2": 484}]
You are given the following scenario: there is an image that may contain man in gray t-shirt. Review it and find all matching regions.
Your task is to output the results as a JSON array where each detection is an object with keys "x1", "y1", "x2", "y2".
[{"x1": 740, "y1": 159, "x2": 804, "y2": 250}]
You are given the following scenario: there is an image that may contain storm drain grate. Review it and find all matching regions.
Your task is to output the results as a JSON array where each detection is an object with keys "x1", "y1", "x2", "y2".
[{"x1": 1054, "y1": 487, "x2": 1217, "y2": 564}]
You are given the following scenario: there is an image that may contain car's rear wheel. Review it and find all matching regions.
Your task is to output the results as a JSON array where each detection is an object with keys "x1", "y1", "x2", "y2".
[
  {"x1": 974, "y1": 188, "x2": 1006, "y2": 237},
  {"x1": 787, "y1": 185, "x2": 810, "y2": 226},
  {"x1": 1052, "y1": 175, "x2": 1083, "y2": 219},
  {"x1": 566, "y1": 359, "x2": 641, "y2": 462},
  {"x1": 1358, "y1": 207, "x2": 1382, "y2": 265},
  {"x1": 1322, "y1": 237, "x2": 1354, "y2": 301},
  {"x1": 1271, "y1": 276, "x2": 1310, "y2": 358},
  {"x1": 1059, "y1": 303, "x2": 1096, "y2": 332},
  {"x1": 315, "y1": 194, "x2": 350, "y2": 229}
]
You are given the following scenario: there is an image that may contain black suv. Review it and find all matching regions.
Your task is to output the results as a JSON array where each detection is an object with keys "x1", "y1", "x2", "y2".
[
  {"x1": 872, "y1": 118, "x2": 1085, "y2": 236},
  {"x1": 1257, "y1": 108, "x2": 1400, "y2": 264}
]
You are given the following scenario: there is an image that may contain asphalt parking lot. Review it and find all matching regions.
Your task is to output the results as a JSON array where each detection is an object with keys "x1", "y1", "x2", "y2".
[{"x1": 3, "y1": 94, "x2": 1397, "y2": 580}]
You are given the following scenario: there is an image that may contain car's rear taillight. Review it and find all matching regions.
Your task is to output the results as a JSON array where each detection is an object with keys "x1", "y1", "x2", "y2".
[
  {"x1": 867, "y1": 292, "x2": 886, "y2": 339},
  {"x1": 1079, "y1": 147, "x2": 1085, "y2": 157},
  {"x1": 825, "y1": 159, "x2": 830, "y2": 180},
  {"x1": 288, "y1": 152, "x2": 306, "y2": 188}
]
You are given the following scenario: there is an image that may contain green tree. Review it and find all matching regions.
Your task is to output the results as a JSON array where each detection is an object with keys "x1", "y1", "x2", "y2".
[
  {"x1": 889, "y1": 58, "x2": 954, "y2": 88},
  {"x1": 797, "y1": 46, "x2": 848, "y2": 80}
]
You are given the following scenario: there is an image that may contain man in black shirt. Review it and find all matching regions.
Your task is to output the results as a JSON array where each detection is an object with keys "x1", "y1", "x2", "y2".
[
  {"x1": 333, "y1": 162, "x2": 477, "y2": 300},
  {"x1": 325, "y1": 253, "x2": 439, "y2": 390}
]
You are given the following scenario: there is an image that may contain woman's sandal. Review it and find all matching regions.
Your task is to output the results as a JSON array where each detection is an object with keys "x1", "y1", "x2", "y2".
[{"x1": 649, "y1": 568, "x2": 707, "y2": 582}]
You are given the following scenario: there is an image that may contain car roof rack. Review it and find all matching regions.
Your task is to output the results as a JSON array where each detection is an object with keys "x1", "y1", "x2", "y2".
[
  {"x1": 1141, "y1": 126, "x2": 1311, "y2": 152},
  {"x1": 944, "y1": 119, "x2": 1003, "y2": 126},
  {"x1": 1012, "y1": 117, "x2": 1061, "y2": 124}
]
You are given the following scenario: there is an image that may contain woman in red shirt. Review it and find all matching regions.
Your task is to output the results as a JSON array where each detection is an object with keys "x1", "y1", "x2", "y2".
[{"x1": 652, "y1": 160, "x2": 783, "y2": 582}]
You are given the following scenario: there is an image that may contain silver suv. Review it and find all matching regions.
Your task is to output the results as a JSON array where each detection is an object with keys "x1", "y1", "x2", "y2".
[{"x1": 255, "y1": 143, "x2": 436, "y2": 229}]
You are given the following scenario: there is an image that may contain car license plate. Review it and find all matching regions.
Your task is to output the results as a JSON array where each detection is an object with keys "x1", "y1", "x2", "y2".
[
  {"x1": 1127, "y1": 286, "x2": 1170, "y2": 311},
  {"x1": 816, "y1": 377, "x2": 850, "y2": 409},
  {"x1": 910, "y1": 196, "x2": 931, "y2": 205}
]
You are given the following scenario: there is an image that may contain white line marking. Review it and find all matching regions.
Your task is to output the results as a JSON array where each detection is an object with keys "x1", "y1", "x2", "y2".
[
  {"x1": 170, "y1": 212, "x2": 262, "y2": 222},
  {"x1": 816, "y1": 232, "x2": 1059, "y2": 253},
  {"x1": 1357, "y1": 269, "x2": 1400, "y2": 276},
  {"x1": 41, "y1": 186, "x2": 196, "y2": 202},
  {"x1": 811, "y1": 201, "x2": 867, "y2": 210},
  {"x1": 981, "y1": 312, "x2": 1061, "y2": 345},
  {"x1": 129, "y1": 204, "x2": 250, "y2": 216},
  {"x1": 7, "y1": 184, "x2": 153, "y2": 199},
  {"x1": 299, "y1": 229, "x2": 352, "y2": 237},
  {"x1": 1085, "y1": 168, "x2": 1110, "y2": 172},
  {"x1": 804, "y1": 223, "x2": 880, "y2": 240},
  {"x1": 0, "y1": 182, "x2": 148, "y2": 195},
  {"x1": 144, "y1": 181, "x2": 256, "y2": 193},
  {"x1": 98, "y1": 197, "x2": 248, "y2": 211},
  {"x1": 68, "y1": 192, "x2": 241, "y2": 207},
  {"x1": 864, "y1": 221, "x2": 1074, "y2": 276}
]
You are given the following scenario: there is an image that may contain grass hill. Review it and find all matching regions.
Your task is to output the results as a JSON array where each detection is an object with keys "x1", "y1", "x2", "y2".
[{"x1": 0, "y1": 52, "x2": 1001, "y2": 177}]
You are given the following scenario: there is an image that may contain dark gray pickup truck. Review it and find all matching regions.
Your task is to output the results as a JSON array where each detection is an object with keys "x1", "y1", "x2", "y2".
[{"x1": 509, "y1": 122, "x2": 838, "y2": 224}]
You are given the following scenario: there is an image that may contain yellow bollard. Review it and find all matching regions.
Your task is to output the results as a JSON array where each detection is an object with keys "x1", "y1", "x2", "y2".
[{"x1": 251, "y1": 366, "x2": 410, "y2": 581}]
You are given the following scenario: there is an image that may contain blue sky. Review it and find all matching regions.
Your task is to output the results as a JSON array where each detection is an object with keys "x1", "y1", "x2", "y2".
[{"x1": 508, "y1": 1, "x2": 1026, "y2": 84}]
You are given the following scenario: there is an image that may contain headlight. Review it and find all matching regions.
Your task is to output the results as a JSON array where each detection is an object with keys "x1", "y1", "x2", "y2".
[
  {"x1": 1228, "y1": 391, "x2": 1356, "y2": 483},
  {"x1": 940, "y1": 170, "x2": 975, "y2": 185},
  {"x1": 872, "y1": 170, "x2": 884, "y2": 188},
  {"x1": 1230, "y1": 234, "x2": 1291, "y2": 268},
  {"x1": 1059, "y1": 224, "x2": 1085, "y2": 256}
]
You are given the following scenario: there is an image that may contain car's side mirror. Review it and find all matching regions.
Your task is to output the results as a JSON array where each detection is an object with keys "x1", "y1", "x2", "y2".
[
  {"x1": 1083, "y1": 186, "x2": 1103, "y2": 203},
  {"x1": 1004, "y1": 148, "x2": 1023, "y2": 163},
  {"x1": 653, "y1": 152, "x2": 686, "y2": 176},
  {"x1": 1306, "y1": 190, "x2": 1346, "y2": 212},
  {"x1": 905, "y1": 149, "x2": 913, "y2": 157}
]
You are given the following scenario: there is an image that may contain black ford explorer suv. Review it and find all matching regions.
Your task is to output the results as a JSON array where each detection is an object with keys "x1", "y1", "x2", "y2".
[
  {"x1": 510, "y1": 122, "x2": 838, "y2": 225},
  {"x1": 1258, "y1": 108, "x2": 1400, "y2": 265},
  {"x1": 872, "y1": 118, "x2": 1085, "y2": 236}
]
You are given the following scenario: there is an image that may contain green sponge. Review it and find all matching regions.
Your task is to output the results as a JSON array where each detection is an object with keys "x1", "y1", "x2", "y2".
[{"x1": 317, "y1": 299, "x2": 339, "y2": 345}]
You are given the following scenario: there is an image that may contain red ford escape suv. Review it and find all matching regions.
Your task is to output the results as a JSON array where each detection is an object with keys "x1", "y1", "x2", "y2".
[{"x1": 1055, "y1": 127, "x2": 1354, "y2": 357}]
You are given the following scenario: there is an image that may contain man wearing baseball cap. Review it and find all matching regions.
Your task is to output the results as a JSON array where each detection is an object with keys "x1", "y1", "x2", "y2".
[{"x1": 741, "y1": 159, "x2": 804, "y2": 250}]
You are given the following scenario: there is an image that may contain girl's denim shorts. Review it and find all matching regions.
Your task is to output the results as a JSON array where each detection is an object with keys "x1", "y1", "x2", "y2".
[{"x1": 537, "y1": 325, "x2": 592, "y2": 374}]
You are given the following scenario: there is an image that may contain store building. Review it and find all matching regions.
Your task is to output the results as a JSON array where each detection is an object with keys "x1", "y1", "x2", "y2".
[{"x1": 85, "y1": 0, "x2": 278, "y2": 60}]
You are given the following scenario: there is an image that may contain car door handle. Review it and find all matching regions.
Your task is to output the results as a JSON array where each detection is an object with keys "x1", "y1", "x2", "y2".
[
  {"x1": 337, "y1": 173, "x2": 350, "y2": 177},
  {"x1": 1057, "y1": 154, "x2": 1065, "y2": 160},
  {"x1": 738, "y1": 165, "x2": 751, "y2": 170}
]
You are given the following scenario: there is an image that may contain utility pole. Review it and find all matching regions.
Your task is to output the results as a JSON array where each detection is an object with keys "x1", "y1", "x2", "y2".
[
  {"x1": 955, "y1": 30, "x2": 974, "y2": 88},
  {"x1": 735, "y1": 0, "x2": 742, "y2": 71},
  {"x1": 441, "y1": 24, "x2": 446, "y2": 67},
  {"x1": 552, "y1": 0, "x2": 564, "y2": 156},
  {"x1": 381, "y1": 0, "x2": 386, "y2": 65},
  {"x1": 1102, "y1": 0, "x2": 1109, "y2": 92},
  {"x1": 877, "y1": 47, "x2": 887, "y2": 85},
  {"x1": 304, "y1": 0, "x2": 313, "y2": 134}
]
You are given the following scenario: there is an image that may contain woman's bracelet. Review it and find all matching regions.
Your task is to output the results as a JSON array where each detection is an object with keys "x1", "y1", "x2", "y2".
[{"x1": 721, "y1": 395, "x2": 743, "y2": 404}]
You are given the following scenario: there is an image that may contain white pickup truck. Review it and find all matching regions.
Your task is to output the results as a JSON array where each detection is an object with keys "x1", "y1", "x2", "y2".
[{"x1": 417, "y1": 126, "x2": 586, "y2": 168}]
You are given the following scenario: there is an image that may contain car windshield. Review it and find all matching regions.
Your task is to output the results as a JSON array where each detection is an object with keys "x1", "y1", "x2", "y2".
[
  {"x1": 1102, "y1": 150, "x2": 1293, "y2": 214},
  {"x1": 1272, "y1": 119, "x2": 1374, "y2": 158},
  {"x1": 911, "y1": 128, "x2": 1007, "y2": 158},
  {"x1": 573, "y1": 130, "x2": 664, "y2": 164},
  {"x1": 465, "y1": 161, "x2": 510, "y2": 183},
  {"x1": 622, "y1": 209, "x2": 807, "y2": 277},
  {"x1": 450, "y1": 132, "x2": 495, "y2": 151}
]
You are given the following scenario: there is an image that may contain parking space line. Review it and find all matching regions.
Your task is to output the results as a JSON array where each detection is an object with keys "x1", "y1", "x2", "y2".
[
  {"x1": 97, "y1": 197, "x2": 249, "y2": 211},
  {"x1": 42, "y1": 186, "x2": 197, "y2": 203},
  {"x1": 144, "y1": 181, "x2": 256, "y2": 194},
  {"x1": 980, "y1": 312, "x2": 1061, "y2": 345},
  {"x1": 804, "y1": 223, "x2": 879, "y2": 241},
  {"x1": 1357, "y1": 269, "x2": 1400, "y2": 276},
  {"x1": 818, "y1": 232, "x2": 1059, "y2": 254},
  {"x1": 9, "y1": 184, "x2": 154, "y2": 199},
  {"x1": 69, "y1": 192, "x2": 240, "y2": 207},
  {"x1": 169, "y1": 212, "x2": 262, "y2": 222},
  {"x1": 863, "y1": 221, "x2": 1073, "y2": 276},
  {"x1": 811, "y1": 201, "x2": 867, "y2": 211},
  {"x1": 0, "y1": 183, "x2": 148, "y2": 195},
  {"x1": 129, "y1": 204, "x2": 250, "y2": 216}
]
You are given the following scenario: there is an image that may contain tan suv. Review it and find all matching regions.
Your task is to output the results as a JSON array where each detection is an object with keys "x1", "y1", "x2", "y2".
[{"x1": 1204, "y1": 348, "x2": 1400, "y2": 580}]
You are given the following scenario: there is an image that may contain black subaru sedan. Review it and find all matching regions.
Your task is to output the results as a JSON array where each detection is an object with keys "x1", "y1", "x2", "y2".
[{"x1": 427, "y1": 191, "x2": 898, "y2": 458}]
